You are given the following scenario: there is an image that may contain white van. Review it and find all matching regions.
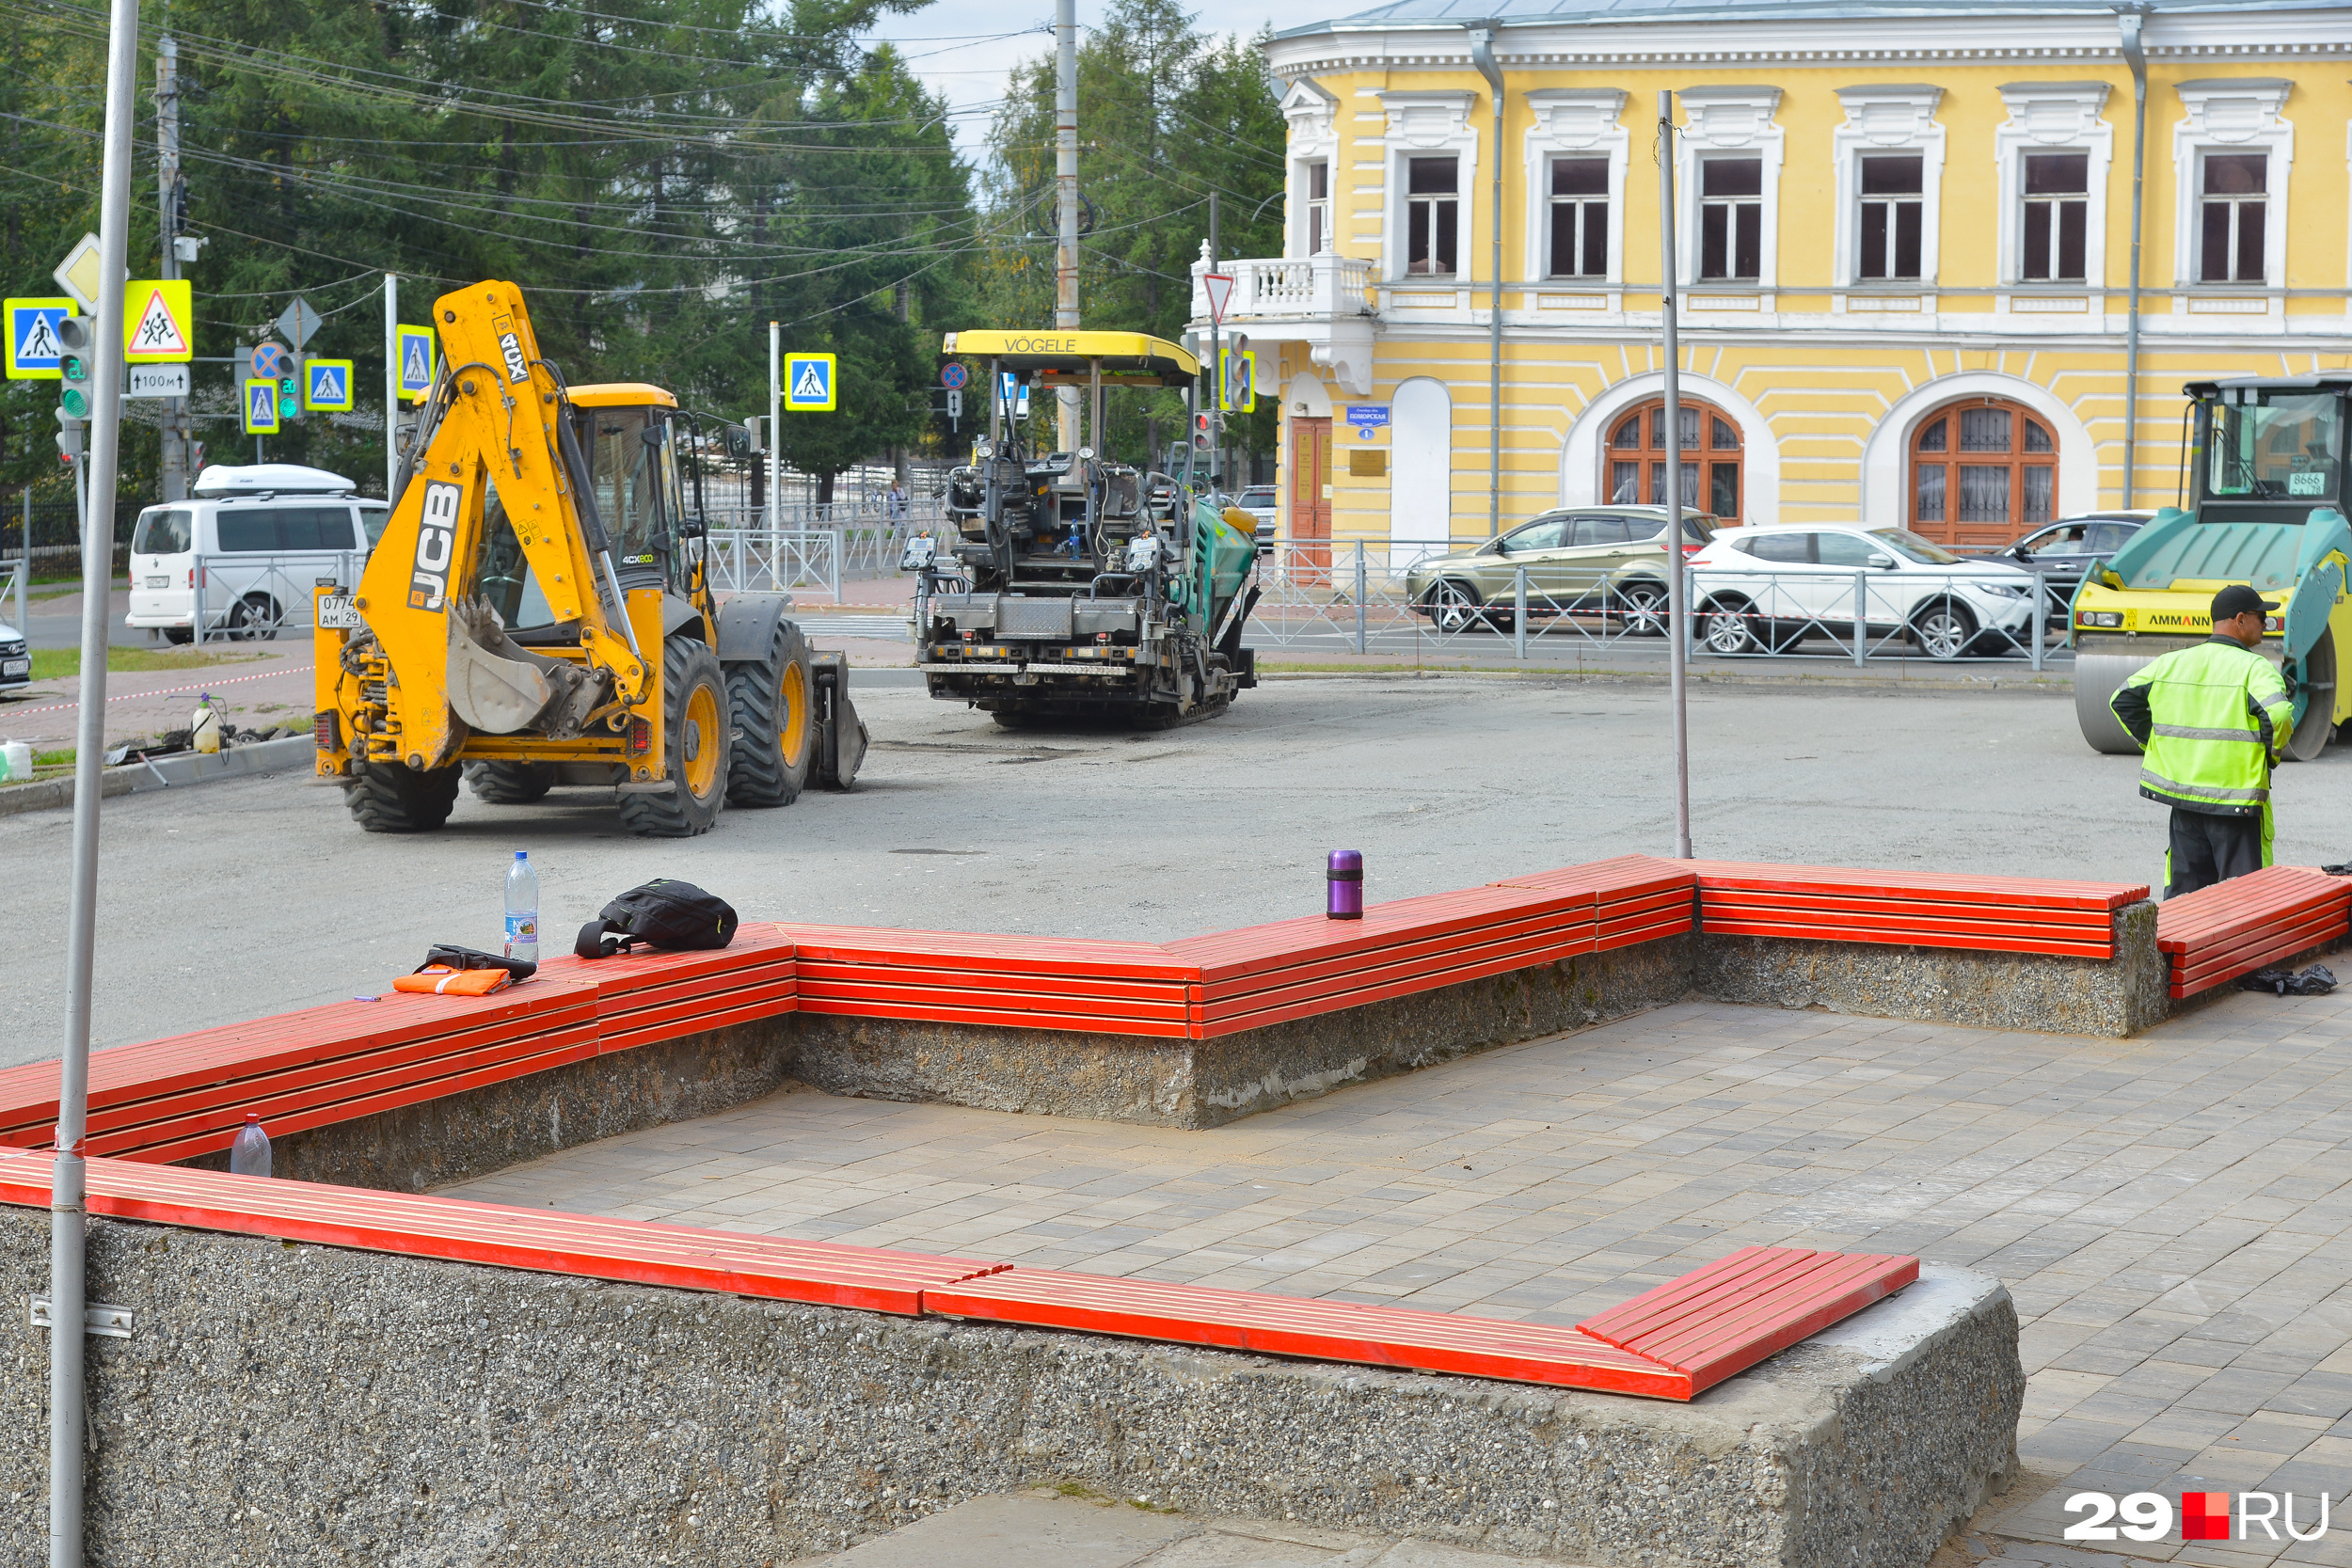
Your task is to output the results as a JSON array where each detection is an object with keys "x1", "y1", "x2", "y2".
[{"x1": 127, "y1": 465, "x2": 390, "y2": 643}]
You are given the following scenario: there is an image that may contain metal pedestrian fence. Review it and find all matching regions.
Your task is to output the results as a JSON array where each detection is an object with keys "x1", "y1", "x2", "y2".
[
  {"x1": 706, "y1": 530, "x2": 842, "y2": 602},
  {"x1": 189, "y1": 551, "x2": 364, "y2": 643},
  {"x1": 1240, "y1": 540, "x2": 2060, "y2": 666},
  {"x1": 1684, "y1": 566, "x2": 2057, "y2": 668}
]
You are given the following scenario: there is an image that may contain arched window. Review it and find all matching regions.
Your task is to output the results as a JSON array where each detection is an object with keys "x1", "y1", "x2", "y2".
[
  {"x1": 1606, "y1": 399, "x2": 1743, "y2": 521},
  {"x1": 1908, "y1": 398, "x2": 2057, "y2": 546}
]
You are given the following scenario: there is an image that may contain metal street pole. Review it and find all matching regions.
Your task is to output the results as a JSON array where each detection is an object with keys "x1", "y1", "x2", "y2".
[
  {"x1": 768, "y1": 322, "x2": 782, "y2": 525},
  {"x1": 2117, "y1": 6, "x2": 2150, "y2": 508},
  {"x1": 154, "y1": 35, "x2": 186, "y2": 502},
  {"x1": 1054, "y1": 0, "x2": 1081, "y2": 456},
  {"x1": 1467, "y1": 21, "x2": 1504, "y2": 538},
  {"x1": 383, "y1": 275, "x2": 399, "y2": 503},
  {"x1": 1659, "y1": 90, "x2": 1692, "y2": 861},
  {"x1": 55, "y1": 0, "x2": 142, "y2": 1557}
]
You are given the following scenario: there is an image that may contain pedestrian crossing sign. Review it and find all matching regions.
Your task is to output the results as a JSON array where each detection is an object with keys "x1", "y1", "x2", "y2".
[
  {"x1": 785, "y1": 352, "x2": 837, "y2": 412},
  {"x1": 304, "y1": 357, "x2": 355, "y2": 412},
  {"x1": 396, "y1": 325, "x2": 435, "y2": 402},
  {"x1": 121, "y1": 279, "x2": 194, "y2": 363},
  {"x1": 243, "y1": 378, "x2": 280, "y2": 435},
  {"x1": 4, "y1": 296, "x2": 73, "y2": 380}
]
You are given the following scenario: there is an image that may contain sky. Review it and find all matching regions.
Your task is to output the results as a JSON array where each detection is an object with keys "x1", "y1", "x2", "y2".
[{"x1": 856, "y1": 0, "x2": 1290, "y2": 162}]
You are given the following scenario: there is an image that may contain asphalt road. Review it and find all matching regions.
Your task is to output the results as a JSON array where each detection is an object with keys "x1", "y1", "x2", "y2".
[{"x1": 7, "y1": 672, "x2": 2351, "y2": 1069}]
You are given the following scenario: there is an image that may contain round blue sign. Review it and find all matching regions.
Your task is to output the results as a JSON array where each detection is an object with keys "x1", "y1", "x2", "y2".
[{"x1": 940, "y1": 363, "x2": 968, "y2": 390}]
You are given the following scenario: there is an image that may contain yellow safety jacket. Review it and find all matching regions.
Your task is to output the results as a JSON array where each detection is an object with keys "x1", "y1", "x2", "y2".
[{"x1": 2109, "y1": 637, "x2": 2290, "y2": 841}]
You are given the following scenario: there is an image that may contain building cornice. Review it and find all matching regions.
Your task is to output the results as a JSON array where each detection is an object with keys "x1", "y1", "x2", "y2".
[{"x1": 1263, "y1": 12, "x2": 2352, "y2": 79}]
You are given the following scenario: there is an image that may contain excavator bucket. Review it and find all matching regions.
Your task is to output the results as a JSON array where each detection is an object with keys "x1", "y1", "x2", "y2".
[{"x1": 445, "y1": 596, "x2": 600, "y2": 737}]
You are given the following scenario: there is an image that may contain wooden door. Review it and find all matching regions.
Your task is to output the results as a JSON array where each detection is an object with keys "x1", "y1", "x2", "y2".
[{"x1": 1289, "y1": 416, "x2": 1332, "y2": 575}]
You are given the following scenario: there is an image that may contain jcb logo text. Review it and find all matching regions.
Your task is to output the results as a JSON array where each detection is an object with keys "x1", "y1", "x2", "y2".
[{"x1": 410, "y1": 482, "x2": 459, "y2": 612}]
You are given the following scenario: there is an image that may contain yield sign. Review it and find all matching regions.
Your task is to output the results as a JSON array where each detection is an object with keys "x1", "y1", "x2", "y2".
[
  {"x1": 123, "y1": 280, "x2": 193, "y2": 361},
  {"x1": 1201, "y1": 272, "x2": 1234, "y2": 325}
]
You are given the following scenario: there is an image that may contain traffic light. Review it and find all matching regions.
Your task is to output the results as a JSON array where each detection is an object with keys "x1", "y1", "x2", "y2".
[
  {"x1": 53, "y1": 406, "x2": 83, "y2": 461},
  {"x1": 55, "y1": 314, "x2": 94, "y2": 421},
  {"x1": 1192, "y1": 412, "x2": 1214, "y2": 453},
  {"x1": 278, "y1": 375, "x2": 299, "y2": 420}
]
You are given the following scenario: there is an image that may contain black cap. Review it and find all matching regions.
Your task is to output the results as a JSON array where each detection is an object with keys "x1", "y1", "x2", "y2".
[{"x1": 2212, "y1": 584, "x2": 2279, "y2": 622}]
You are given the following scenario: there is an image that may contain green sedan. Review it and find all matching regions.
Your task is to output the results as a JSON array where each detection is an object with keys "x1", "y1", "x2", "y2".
[{"x1": 1406, "y1": 507, "x2": 1720, "y2": 633}]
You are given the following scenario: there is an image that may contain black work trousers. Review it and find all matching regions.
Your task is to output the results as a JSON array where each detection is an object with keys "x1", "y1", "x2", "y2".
[{"x1": 2166, "y1": 808, "x2": 2265, "y2": 898}]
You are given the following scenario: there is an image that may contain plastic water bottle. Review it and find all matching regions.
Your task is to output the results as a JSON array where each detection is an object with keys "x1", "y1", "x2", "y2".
[
  {"x1": 504, "y1": 850, "x2": 540, "y2": 962},
  {"x1": 228, "y1": 1113, "x2": 271, "y2": 1178}
]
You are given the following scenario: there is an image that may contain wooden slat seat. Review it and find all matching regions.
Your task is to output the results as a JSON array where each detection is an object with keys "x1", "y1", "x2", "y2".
[
  {"x1": 0, "y1": 1147, "x2": 1000, "y2": 1315},
  {"x1": 1686, "y1": 861, "x2": 2146, "y2": 960},
  {"x1": 1575, "y1": 1244, "x2": 1917, "y2": 1391},
  {"x1": 2153, "y1": 865, "x2": 2351, "y2": 998}
]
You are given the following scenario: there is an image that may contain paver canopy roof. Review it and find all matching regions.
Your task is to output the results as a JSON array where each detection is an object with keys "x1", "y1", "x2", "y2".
[{"x1": 1278, "y1": 0, "x2": 2325, "y2": 35}]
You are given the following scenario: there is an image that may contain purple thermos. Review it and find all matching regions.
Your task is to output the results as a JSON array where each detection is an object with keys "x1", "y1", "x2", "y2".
[{"x1": 1327, "y1": 849, "x2": 1363, "y2": 920}]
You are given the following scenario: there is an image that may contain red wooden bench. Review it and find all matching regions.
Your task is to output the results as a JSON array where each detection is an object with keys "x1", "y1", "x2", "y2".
[
  {"x1": 2154, "y1": 865, "x2": 2351, "y2": 999},
  {"x1": 1166, "y1": 883, "x2": 1600, "y2": 1037},
  {"x1": 1493, "y1": 854, "x2": 1698, "y2": 950},
  {"x1": 781, "y1": 924, "x2": 1197, "y2": 1037},
  {"x1": 0, "y1": 1146, "x2": 998, "y2": 1315},
  {"x1": 1686, "y1": 861, "x2": 2146, "y2": 960},
  {"x1": 0, "y1": 1142, "x2": 1914, "y2": 1400}
]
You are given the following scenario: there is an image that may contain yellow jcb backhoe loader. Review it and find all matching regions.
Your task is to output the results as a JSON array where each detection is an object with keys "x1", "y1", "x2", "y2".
[{"x1": 311, "y1": 278, "x2": 863, "y2": 836}]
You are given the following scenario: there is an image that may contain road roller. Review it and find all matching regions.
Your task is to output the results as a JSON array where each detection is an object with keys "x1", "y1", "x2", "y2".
[{"x1": 2071, "y1": 373, "x2": 2352, "y2": 760}]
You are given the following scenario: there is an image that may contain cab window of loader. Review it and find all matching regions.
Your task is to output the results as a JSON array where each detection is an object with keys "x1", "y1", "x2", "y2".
[
  {"x1": 585, "y1": 411, "x2": 662, "y2": 572},
  {"x1": 479, "y1": 483, "x2": 557, "y2": 633}
]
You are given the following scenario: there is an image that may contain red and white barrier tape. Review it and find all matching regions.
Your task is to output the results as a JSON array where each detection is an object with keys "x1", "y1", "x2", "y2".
[{"x1": 3, "y1": 662, "x2": 313, "y2": 719}]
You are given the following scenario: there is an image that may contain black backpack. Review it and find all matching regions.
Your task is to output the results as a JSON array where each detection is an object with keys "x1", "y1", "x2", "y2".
[{"x1": 575, "y1": 879, "x2": 738, "y2": 959}]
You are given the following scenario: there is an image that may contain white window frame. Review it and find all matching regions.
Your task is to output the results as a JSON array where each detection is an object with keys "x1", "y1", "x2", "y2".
[
  {"x1": 2170, "y1": 79, "x2": 2293, "y2": 293},
  {"x1": 1994, "y1": 82, "x2": 2113, "y2": 294},
  {"x1": 1831, "y1": 85, "x2": 1944, "y2": 293},
  {"x1": 1674, "y1": 87, "x2": 1783, "y2": 296},
  {"x1": 1281, "y1": 77, "x2": 1340, "y2": 261},
  {"x1": 1376, "y1": 90, "x2": 1478, "y2": 285},
  {"x1": 1522, "y1": 89, "x2": 1628, "y2": 291}
]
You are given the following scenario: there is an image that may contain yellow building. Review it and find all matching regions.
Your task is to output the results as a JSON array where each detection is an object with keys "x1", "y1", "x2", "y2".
[{"x1": 1195, "y1": 0, "x2": 2352, "y2": 561}]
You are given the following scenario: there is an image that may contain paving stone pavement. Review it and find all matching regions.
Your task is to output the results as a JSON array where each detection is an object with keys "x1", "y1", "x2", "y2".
[{"x1": 441, "y1": 974, "x2": 2352, "y2": 1565}]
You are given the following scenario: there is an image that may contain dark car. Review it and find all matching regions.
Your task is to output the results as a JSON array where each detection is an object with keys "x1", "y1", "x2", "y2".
[{"x1": 1991, "y1": 512, "x2": 2153, "y2": 610}]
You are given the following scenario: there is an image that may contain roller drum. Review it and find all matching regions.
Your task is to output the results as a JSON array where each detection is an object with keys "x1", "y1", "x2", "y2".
[{"x1": 2074, "y1": 650, "x2": 2154, "y2": 755}]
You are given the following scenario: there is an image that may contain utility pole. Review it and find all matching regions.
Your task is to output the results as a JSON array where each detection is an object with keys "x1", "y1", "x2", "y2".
[
  {"x1": 1208, "y1": 191, "x2": 1221, "y2": 492},
  {"x1": 1054, "y1": 0, "x2": 1080, "y2": 455},
  {"x1": 155, "y1": 35, "x2": 187, "y2": 502}
]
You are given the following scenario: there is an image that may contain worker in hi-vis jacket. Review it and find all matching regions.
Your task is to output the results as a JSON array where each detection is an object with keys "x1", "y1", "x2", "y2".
[{"x1": 2110, "y1": 584, "x2": 2294, "y2": 896}]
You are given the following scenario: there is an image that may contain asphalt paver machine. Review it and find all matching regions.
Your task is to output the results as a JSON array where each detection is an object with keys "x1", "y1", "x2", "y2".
[
  {"x1": 908, "y1": 330, "x2": 1259, "y2": 727},
  {"x1": 2073, "y1": 373, "x2": 2352, "y2": 757}
]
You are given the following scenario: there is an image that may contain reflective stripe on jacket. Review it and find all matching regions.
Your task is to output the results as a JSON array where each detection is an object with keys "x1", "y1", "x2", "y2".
[{"x1": 2108, "y1": 637, "x2": 2291, "y2": 817}]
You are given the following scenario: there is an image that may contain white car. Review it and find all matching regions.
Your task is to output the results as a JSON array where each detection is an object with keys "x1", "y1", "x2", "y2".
[
  {"x1": 1689, "y1": 524, "x2": 2041, "y2": 659},
  {"x1": 126, "y1": 464, "x2": 389, "y2": 643},
  {"x1": 0, "y1": 616, "x2": 25, "y2": 691}
]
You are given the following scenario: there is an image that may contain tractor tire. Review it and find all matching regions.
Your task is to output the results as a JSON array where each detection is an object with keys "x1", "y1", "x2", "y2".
[
  {"x1": 619, "y1": 638, "x2": 731, "y2": 838},
  {"x1": 344, "y1": 761, "x2": 462, "y2": 833},
  {"x1": 723, "y1": 619, "x2": 815, "y2": 808},
  {"x1": 464, "y1": 761, "x2": 554, "y2": 804}
]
